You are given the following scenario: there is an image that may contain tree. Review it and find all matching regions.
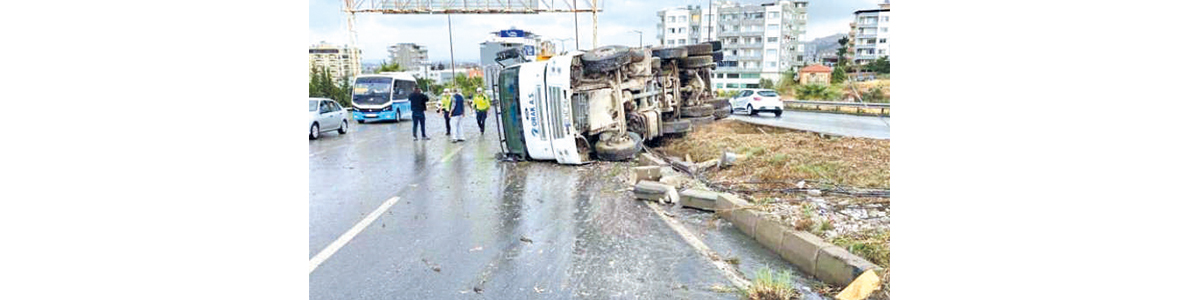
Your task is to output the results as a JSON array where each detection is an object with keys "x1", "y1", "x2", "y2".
[
  {"x1": 378, "y1": 61, "x2": 403, "y2": 73},
  {"x1": 866, "y1": 56, "x2": 889, "y2": 74},
  {"x1": 832, "y1": 36, "x2": 851, "y2": 84},
  {"x1": 758, "y1": 78, "x2": 774, "y2": 89},
  {"x1": 831, "y1": 67, "x2": 847, "y2": 84},
  {"x1": 308, "y1": 66, "x2": 352, "y2": 107},
  {"x1": 453, "y1": 73, "x2": 484, "y2": 95}
]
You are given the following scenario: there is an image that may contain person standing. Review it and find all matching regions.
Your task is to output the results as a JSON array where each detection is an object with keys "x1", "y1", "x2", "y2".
[
  {"x1": 472, "y1": 87, "x2": 491, "y2": 134},
  {"x1": 408, "y1": 87, "x2": 430, "y2": 141},
  {"x1": 449, "y1": 89, "x2": 467, "y2": 142},
  {"x1": 439, "y1": 89, "x2": 453, "y2": 136}
]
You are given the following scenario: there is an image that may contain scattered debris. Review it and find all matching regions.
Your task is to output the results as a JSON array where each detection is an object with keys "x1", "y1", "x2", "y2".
[
  {"x1": 469, "y1": 246, "x2": 483, "y2": 252},
  {"x1": 835, "y1": 269, "x2": 882, "y2": 300},
  {"x1": 709, "y1": 284, "x2": 737, "y2": 293},
  {"x1": 519, "y1": 236, "x2": 533, "y2": 244},
  {"x1": 420, "y1": 258, "x2": 441, "y2": 272},
  {"x1": 633, "y1": 180, "x2": 678, "y2": 203},
  {"x1": 534, "y1": 286, "x2": 546, "y2": 294},
  {"x1": 633, "y1": 166, "x2": 663, "y2": 181},
  {"x1": 720, "y1": 151, "x2": 737, "y2": 168},
  {"x1": 473, "y1": 286, "x2": 484, "y2": 294},
  {"x1": 637, "y1": 152, "x2": 668, "y2": 166}
]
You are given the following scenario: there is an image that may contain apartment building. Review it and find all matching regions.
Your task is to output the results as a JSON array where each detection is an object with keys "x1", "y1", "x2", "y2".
[
  {"x1": 849, "y1": 1, "x2": 890, "y2": 65},
  {"x1": 309, "y1": 41, "x2": 362, "y2": 81},
  {"x1": 479, "y1": 28, "x2": 545, "y2": 95},
  {"x1": 656, "y1": 1, "x2": 807, "y2": 90},
  {"x1": 387, "y1": 43, "x2": 429, "y2": 70}
]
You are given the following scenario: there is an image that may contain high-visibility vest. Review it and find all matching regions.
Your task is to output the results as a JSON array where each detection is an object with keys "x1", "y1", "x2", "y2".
[
  {"x1": 440, "y1": 94, "x2": 452, "y2": 110},
  {"x1": 473, "y1": 94, "x2": 490, "y2": 111}
]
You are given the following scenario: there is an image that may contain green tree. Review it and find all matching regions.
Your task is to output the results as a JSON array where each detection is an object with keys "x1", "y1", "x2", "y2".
[
  {"x1": 758, "y1": 78, "x2": 774, "y2": 89},
  {"x1": 866, "y1": 56, "x2": 889, "y2": 74},
  {"x1": 831, "y1": 67, "x2": 847, "y2": 84},
  {"x1": 308, "y1": 67, "x2": 352, "y2": 107},
  {"x1": 453, "y1": 73, "x2": 484, "y2": 95},
  {"x1": 377, "y1": 61, "x2": 403, "y2": 73},
  {"x1": 796, "y1": 84, "x2": 840, "y2": 101}
]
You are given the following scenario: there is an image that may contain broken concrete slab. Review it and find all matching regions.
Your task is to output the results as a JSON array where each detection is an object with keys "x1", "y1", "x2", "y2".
[
  {"x1": 815, "y1": 244, "x2": 881, "y2": 287},
  {"x1": 658, "y1": 175, "x2": 686, "y2": 189},
  {"x1": 634, "y1": 180, "x2": 678, "y2": 203},
  {"x1": 679, "y1": 189, "x2": 719, "y2": 211},
  {"x1": 835, "y1": 269, "x2": 882, "y2": 300},
  {"x1": 637, "y1": 153, "x2": 667, "y2": 166},
  {"x1": 633, "y1": 166, "x2": 663, "y2": 182},
  {"x1": 695, "y1": 159, "x2": 720, "y2": 172}
]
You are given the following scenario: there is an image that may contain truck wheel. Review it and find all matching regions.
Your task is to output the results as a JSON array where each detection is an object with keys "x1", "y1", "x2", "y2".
[
  {"x1": 681, "y1": 104, "x2": 714, "y2": 118},
  {"x1": 687, "y1": 115, "x2": 715, "y2": 126},
  {"x1": 583, "y1": 45, "x2": 631, "y2": 73},
  {"x1": 628, "y1": 48, "x2": 647, "y2": 62},
  {"x1": 704, "y1": 40, "x2": 722, "y2": 52},
  {"x1": 684, "y1": 43, "x2": 713, "y2": 56},
  {"x1": 682, "y1": 56, "x2": 713, "y2": 69},
  {"x1": 651, "y1": 46, "x2": 687, "y2": 59},
  {"x1": 595, "y1": 132, "x2": 640, "y2": 161},
  {"x1": 711, "y1": 101, "x2": 731, "y2": 120}
]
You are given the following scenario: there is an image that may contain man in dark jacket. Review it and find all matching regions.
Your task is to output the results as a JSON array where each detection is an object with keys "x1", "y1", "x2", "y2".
[{"x1": 408, "y1": 87, "x2": 430, "y2": 141}]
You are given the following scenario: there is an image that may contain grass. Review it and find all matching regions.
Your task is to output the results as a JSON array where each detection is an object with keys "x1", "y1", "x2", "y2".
[
  {"x1": 831, "y1": 229, "x2": 890, "y2": 269},
  {"x1": 744, "y1": 267, "x2": 797, "y2": 300}
]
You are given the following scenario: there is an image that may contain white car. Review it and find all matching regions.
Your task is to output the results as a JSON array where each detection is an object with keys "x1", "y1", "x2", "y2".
[
  {"x1": 309, "y1": 98, "x2": 349, "y2": 139},
  {"x1": 728, "y1": 89, "x2": 784, "y2": 117}
]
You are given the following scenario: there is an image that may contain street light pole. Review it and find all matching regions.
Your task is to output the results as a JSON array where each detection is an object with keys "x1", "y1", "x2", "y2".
[{"x1": 630, "y1": 30, "x2": 642, "y2": 48}]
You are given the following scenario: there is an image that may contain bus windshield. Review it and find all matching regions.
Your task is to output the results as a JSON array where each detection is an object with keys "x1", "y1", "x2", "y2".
[{"x1": 352, "y1": 77, "x2": 392, "y2": 105}]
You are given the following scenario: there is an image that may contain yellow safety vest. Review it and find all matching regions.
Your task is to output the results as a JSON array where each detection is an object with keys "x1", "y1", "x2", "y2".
[
  {"x1": 473, "y1": 94, "x2": 491, "y2": 111},
  {"x1": 440, "y1": 94, "x2": 452, "y2": 110}
]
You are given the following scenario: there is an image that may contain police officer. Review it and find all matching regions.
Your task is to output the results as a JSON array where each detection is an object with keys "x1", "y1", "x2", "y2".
[
  {"x1": 472, "y1": 87, "x2": 491, "y2": 134},
  {"x1": 438, "y1": 89, "x2": 453, "y2": 136}
]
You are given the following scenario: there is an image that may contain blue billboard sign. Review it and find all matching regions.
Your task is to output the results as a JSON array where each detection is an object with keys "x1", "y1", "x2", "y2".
[{"x1": 499, "y1": 29, "x2": 526, "y2": 38}]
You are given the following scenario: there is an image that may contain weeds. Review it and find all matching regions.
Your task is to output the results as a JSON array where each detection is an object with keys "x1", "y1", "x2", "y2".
[
  {"x1": 744, "y1": 267, "x2": 797, "y2": 300},
  {"x1": 831, "y1": 229, "x2": 890, "y2": 269}
]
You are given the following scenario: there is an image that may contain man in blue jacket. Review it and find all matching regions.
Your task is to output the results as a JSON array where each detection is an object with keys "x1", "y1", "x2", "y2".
[
  {"x1": 449, "y1": 89, "x2": 466, "y2": 142},
  {"x1": 408, "y1": 87, "x2": 430, "y2": 141}
]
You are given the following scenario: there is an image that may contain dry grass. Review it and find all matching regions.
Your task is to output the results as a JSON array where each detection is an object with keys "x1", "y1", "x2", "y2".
[
  {"x1": 745, "y1": 267, "x2": 797, "y2": 300},
  {"x1": 657, "y1": 120, "x2": 890, "y2": 190}
]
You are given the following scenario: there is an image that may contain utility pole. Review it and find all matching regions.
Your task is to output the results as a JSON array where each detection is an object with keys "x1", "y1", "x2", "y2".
[
  {"x1": 707, "y1": 0, "x2": 713, "y2": 41},
  {"x1": 574, "y1": 0, "x2": 580, "y2": 50},
  {"x1": 592, "y1": 4, "x2": 598, "y2": 49},
  {"x1": 447, "y1": 14, "x2": 455, "y2": 89}
]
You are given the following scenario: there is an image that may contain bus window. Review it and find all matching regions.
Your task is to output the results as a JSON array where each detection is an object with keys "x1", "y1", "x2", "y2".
[{"x1": 393, "y1": 80, "x2": 415, "y2": 100}]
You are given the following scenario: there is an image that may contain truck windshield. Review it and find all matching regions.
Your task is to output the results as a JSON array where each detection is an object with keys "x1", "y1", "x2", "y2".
[{"x1": 352, "y1": 77, "x2": 392, "y2": 105}]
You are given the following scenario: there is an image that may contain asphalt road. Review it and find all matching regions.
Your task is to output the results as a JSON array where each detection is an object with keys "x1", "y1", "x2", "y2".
[
  {"x1": 309, "y1": 115, "x2": 825, "y2": 299},
  {"x1": 730, "y1": 110, "x2": 891, "y2": 139}
]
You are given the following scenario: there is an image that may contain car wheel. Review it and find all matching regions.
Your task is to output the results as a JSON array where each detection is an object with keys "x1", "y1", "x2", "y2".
[
  {"x1": 338, "y1": 120, "x2": 348, "y2": 134},
  {"x1": 748, "y1": 104, "x2": 758, "y2": 116},
  {"x1": 774, "y1": 110, "x2": 782, "y2": 118},
  {"x1": 310, "y1": 123, "x2": 320, "y2": 140}
]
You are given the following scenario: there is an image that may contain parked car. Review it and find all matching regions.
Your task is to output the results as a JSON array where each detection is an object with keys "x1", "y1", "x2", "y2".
[
  {"x1": 728, "y1": 89, "x2": 784, "y2": 117},
  {"x1": 310, "y1": 98, "x2": 348, "y2": 139}
]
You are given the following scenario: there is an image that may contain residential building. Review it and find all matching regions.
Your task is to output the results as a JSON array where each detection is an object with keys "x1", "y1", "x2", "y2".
[
  {"x1": 308, "y1": 41, "x2": 362, "y2": 81},
  {"x1": 656, "y1": 1, "x2": 807, "y2": 90},
  {"x1": 479, "y1": 28, "x2": 545, "y2": 95},
  {"x1": 387, "y1": 43, "x2": 429, "y2": 70},
  {"x1": 798, "y1": 64, "x2": 831, "y2": 85},
  {"x1": 849, "y1": 1, "x2": 890, "y2": 65}
]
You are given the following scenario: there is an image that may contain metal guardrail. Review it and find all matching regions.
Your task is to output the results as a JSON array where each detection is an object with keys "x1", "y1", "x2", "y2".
[{"x1": 783, "y1": 100, "x2": 890, "y2": 115}]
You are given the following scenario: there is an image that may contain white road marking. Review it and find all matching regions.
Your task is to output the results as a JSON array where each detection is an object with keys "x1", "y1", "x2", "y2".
[
  {"x1": 646, "y1": 202, "x2": 751, "y2": 290},
  {"x1": 309, "y1": 196, "x2": 402, "y2": 273},
  {"x1": 440, "y1": 145, "x2": 464, "y2": 163}
]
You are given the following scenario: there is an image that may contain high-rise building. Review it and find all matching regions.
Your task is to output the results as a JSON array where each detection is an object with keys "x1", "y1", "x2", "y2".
[
  {"x1": 479, "y1": 28, "x2": 545, "y2": 95},
  {"x1": 656, "y1": 1, "x2": 807, "y2": 90},
  {"x1": 849, "y1": 1, "x2": 890, "y2": 65},
  {"x1": 308, "y1": 41, "x2": 362, "y2": 81},
  {"x1": 388, "y1": 43, "x2": 429, "y2": 70}
]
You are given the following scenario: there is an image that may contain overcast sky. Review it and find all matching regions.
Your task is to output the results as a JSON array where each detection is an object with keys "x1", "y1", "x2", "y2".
[{"x1": 309, "y1": 0, "x2": 883, "y2": 64}]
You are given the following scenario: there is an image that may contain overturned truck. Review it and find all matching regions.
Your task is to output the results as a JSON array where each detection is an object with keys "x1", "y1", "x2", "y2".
[{"x1": 493, "y1": 43, "x2": 731, "y2": 164}]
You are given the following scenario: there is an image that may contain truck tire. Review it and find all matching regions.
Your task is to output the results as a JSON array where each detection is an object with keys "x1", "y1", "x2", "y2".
[
  {"x1": 583, "y1": 45, "x2": 631, "y2": 73},
  {"x1": 704, "y1": 40, "x2": 722, "y2": 52},
  {"x1": 629, "y1": 48, "x2": 646, "y2": 62},
  {"x1": 687, "y1": 115, "x2": 715, "y2": 126},
  {"x1": 711, "y1": 51, "x2": 723, "y2": 62},
  {"x1": 684, "y1": 43, "x2": 713, "y2": 56},
  {"x1": 682, "y1": 56, "x2": 713, "y2": 69},
  {"x1": 680, "y1": 104, "x2": 714, "y2": 118},
  {"x1": 661, "y1": 119, "x2": 692, "y2": 134},
  {"x1": 595, "y1": 132, "x2": 641, "y2": 161},
  {"x1": 711, "y1": 101, "x2": 731, "y2": 120},
  {"x1": 651, "y1": 46, "x2": 687, "y2": 59}
]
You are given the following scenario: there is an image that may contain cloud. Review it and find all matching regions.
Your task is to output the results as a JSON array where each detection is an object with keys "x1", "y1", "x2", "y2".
[{"x1": 309, "y1": 0, "x2": 885, "y2": 62}]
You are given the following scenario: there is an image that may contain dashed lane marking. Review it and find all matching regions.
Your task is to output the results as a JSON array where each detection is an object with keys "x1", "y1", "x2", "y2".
[{"x1": 309, "y1": 196, "x2": 401, "y2": 273}]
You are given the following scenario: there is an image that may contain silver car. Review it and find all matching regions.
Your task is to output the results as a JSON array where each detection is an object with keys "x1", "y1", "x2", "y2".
[{"x1": 309, "y1": 98, "x2": 348, "y2": 139}]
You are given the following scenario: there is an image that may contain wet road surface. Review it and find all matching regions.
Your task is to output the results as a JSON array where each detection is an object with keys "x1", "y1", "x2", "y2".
[
  {"x1": 731, "y1": 110, "x2": 890, "y2": 139},
  {"x1": 310, "y1": 116, "x2": 825, "y2": 299}
]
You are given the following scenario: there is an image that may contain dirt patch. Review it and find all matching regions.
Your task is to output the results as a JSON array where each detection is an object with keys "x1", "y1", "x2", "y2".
[{"x1": 653, "y1": 119, "x2": 890, "y2": 299}]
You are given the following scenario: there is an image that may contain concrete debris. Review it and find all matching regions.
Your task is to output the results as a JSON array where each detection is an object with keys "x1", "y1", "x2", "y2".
[
  {"x1": 658, "y1": 175, "x2": 686, "y2": 189},
  {"x1": 719, "y1": 151, "x2": 737, "y2": 168},
  {"x1": 685, "y1": 154, "x2": 692, "y2": 163},
  {"x1": 795, "y1": 180, "x2": 806, "y2": 189},
  {"x1": 835, "y1": 269, "x2": 881, "y2": 300},
  {"x1": 637, "y1": 153, "x2": 667, "y2": 167},
  {"x1": 634, "y1": 180, "x2": 678, "y2": 203},
  {"x1": 633, "y1": 166, "x2": 663, "y2": 182},
  {"x1": 679, "y1": 189, "x2": 719, "y2": 211},
  {"x1": 695, "y1": 159, "x2": 720, "y2": 172}
]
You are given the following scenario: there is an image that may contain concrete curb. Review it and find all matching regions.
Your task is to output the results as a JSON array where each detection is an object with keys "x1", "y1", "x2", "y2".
[{"x1": 716, "y1": 193, "x2": 880, "y2": 287}]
